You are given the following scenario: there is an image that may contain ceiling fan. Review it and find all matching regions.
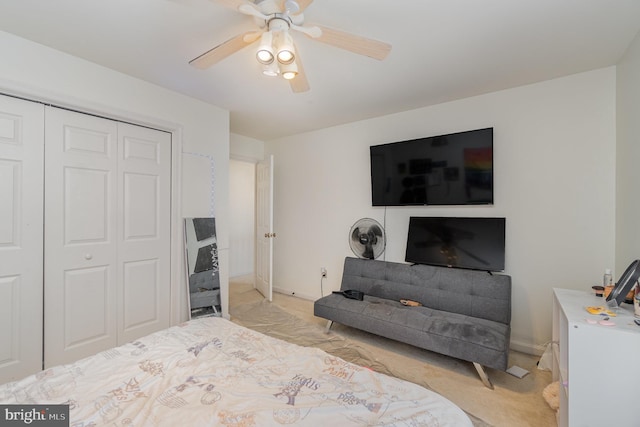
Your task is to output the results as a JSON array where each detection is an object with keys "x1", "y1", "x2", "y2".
[{"x1": 189, "y1": 0, "x2": 392, "y2": 92}]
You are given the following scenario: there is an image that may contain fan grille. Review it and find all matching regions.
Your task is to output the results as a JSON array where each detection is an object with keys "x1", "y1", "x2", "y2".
[{"x1": 349, "y1": 218, "x2": 386, "y2": 259}]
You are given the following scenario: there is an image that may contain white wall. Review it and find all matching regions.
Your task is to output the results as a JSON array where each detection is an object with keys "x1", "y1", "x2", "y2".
[
  {"x1": 0, "y1": 30, "x2": 230, "y2": 321},
  {"x1": 616, "y1": 31, "x2": 640, "y2": 274},
  {"x1": 230, "y1": 133, "x2": 265, "y2": 162},
  {"x1": 266, "y1": 68, "x2": 617, "y2": 354}
]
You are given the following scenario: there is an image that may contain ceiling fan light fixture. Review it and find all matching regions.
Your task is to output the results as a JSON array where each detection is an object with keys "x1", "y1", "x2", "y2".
[
  {"x1": 262, "y1": 62, "x2": 279, "y2": 77},
  {"x1": 191, "y1": 0, "x2": 393, "y2": 94},
  {"x1": 256, "y1": 31, "x2": 275, "y2": 64},
  {"x1": 277, "y1": 49, "x2": 294, "y2": 64},
  {"x1": 280, "y1": 61, "x2": 298, "y2": 80},
  {"x1": 276, "y1": 31, "x2": 295, "y2": 64},
  {"x1": 257, "y1": 49, "x2": 274, "y2": 64}
]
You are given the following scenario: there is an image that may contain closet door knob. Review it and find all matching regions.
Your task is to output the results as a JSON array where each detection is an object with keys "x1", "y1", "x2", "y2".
[{"x1": 84, "y1": 253, "x2": 93, "y2": 260}]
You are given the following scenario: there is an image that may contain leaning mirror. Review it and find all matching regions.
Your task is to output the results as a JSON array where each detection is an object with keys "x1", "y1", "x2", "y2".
[
  {"x1": 184, "y1": 217, "x2": 221, "y2": 318},
  {"x1": 606, "y1": 259, "x2": 640, "y2": 307}
]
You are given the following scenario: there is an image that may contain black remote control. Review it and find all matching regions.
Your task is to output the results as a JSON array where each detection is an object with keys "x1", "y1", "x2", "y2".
[{"x1": 634, "y1": 319, "x2": 640, "y2": 326}]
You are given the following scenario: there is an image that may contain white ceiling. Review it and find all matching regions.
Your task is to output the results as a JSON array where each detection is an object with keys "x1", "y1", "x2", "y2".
[{"x1": 1, "y1": 0, "x2": 639, "y2": 141}]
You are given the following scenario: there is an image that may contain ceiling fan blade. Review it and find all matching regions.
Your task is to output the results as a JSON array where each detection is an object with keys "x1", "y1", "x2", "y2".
[
  {"x1": 277, "y1": 0, "x2": 313, "y2": 14},
  {"x1": 290, "y1": 48, "x2": 310, "y2": 93},
  {"x1": 291, "y1": 23, "x2": 321, "y2": 38},
  {"x1": 279, "y1": 0, "x2": 299, "y2": 14},
  {"x1": 189, "y1": 32, "x2": 256, "y2": 69},
  {"x1": 238, "y1": 3, "x2": 268, "y2": 20},
  {"x1": 311, "y1": 25, "x2": 391, "y2": 60},
  {"x1": 243, "y1": 31, "x2": 263, "y2": 43}
]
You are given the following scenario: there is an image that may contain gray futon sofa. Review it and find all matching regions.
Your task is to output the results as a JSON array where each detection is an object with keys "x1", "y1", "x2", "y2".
[{"x1": 314, "y1": 257, "x2": 512, "y2": 388}]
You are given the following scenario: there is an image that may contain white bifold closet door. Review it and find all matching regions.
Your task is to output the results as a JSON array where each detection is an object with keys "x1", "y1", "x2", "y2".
[
  {"x1": 44, "y1": 107, "x2": 172, "y2": 368},
  {"x1": 0, "y1": 94, "x2": 44, "y2": 382}
]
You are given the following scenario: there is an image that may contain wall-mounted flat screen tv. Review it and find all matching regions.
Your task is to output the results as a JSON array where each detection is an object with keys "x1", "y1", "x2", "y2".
[
  {"x1": 405, "y1": 216, "x2": 505, "y2": 271},
  {"x1": 370, "y1": 128, "x2": 493, "y2": 206}
]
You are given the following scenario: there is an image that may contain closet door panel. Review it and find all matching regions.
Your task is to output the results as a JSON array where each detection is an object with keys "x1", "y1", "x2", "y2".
[
  {"x1": 63, "y1": 266, "x2": 110, "y2": 348},
  {"x1": 123, "y1": 172, "x2": 158, "y2": 238},
  {"x1": 117, "y1": 123, "x2": 171, "y2": 343},
  {"x1": 64, "y1": 167, "x2": 110, "y2": 243},
  {"x1": 122, "y1": 259, "x2": 159, "y2": 330},
  {"x1": 0, "y1": 160, "x2": 20, "y2": 244},
  {"x1": 0, "y1": 276, "x2": 21, "y2": 372},
  {"x1": 0, "y1": 94, "x2": 44, "y2": 383},
  {"x1": 44, "y1": 107, "x2": 118, "y2": 368}
]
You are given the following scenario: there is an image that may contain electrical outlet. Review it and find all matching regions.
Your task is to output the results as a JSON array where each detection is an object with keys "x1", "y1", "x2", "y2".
[{"x1": 321, "y1": 267, "x2": 327, "y2": 278}]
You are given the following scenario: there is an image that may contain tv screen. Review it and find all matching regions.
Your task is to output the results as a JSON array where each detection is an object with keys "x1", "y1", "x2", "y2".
[
  {"x1": 370, "y1": 128, "x2": 493, "y2": 206},
  {"x1": 405, "y1": 216, "x2": 505, "y2": 271}
]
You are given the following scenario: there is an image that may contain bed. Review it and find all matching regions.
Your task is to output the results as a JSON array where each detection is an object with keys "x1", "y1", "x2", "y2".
[{"x1": 0, "y1": 317, "x2": 472, "y2": 426}]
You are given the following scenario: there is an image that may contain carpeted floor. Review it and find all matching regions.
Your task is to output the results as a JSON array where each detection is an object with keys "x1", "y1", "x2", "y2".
[{"x1": 229, "y1": 277, "x2": 557, "y2": 427}]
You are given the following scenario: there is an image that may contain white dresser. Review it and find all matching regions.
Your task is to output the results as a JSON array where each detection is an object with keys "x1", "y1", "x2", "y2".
[{"x1": 552, "y1": 288, "x2": 640, "y2": 427}]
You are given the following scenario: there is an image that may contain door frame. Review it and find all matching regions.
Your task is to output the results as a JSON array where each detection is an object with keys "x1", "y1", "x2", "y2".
[
  {"x1": 228, "y1": 153, "x2": 273, "y2": 302},
  {"x1": 0, "y1": 85, "x2": 186, "y2": 325},
  {"x1": 255, "y1": 155, "x2": 273, "y2": 301}
]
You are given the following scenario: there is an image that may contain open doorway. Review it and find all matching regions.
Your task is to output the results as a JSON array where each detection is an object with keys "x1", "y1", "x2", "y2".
[
  {"x1": 229, "y1": 159, "x2": 256, "y2": 283},
  {"x1": 229, "y1": 131, "x2": 273, "y2": 309},
  {"x1": 229, "y1": 155, "x2": 274, "y2": 310}
]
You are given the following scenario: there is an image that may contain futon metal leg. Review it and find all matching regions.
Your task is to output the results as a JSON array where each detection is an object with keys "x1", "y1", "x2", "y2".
[
  {"x1": 325, "y1": 320, "x2": 333, "y2": 333},
  {"x1": 473, "y1": 362, "x2": 494, "y2": 390}
]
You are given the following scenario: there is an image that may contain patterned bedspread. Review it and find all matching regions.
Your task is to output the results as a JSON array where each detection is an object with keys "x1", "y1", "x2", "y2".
[{"x1": 0, "y1": 317, "x2": 472, "y2": 426}]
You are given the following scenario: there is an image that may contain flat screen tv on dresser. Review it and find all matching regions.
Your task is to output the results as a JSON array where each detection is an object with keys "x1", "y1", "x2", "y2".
[
  {"x1": 370, "y1": 128, "x2": 493, "y2": 206},
  {"x1": 405, "y1": 216, "x2": 505, "y2": 271}
]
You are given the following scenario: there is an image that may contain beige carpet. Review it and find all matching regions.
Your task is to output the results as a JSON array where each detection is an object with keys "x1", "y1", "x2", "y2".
[{"x1": 229, "y1": 279, "x2": 557, "y2": 427}]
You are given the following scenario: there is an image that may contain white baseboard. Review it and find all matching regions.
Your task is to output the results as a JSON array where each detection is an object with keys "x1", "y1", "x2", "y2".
[
  {"x1": 510, "y1": 339, "x2": 546, "y2": 356},
  {"x1": 272, "y1": 286, "x2": 317, "y2": 302}
]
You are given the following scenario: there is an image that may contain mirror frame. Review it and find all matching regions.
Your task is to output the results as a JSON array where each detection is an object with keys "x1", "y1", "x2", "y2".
[
  {"x1": 183, "y1": 217, "x2": 221, "y2": 319},
  {"x1": 606, "y1": 259, "x2": 640, "y2": 307}
]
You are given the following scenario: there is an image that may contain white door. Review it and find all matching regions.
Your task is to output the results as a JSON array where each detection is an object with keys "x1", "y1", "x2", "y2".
[
  {"x1": 117, "y1": 122, "x2": 171, "y2": 343},
  {"x1": 44, "y1": 107, "x2": 119, "y2": 367},
  {"x1": 44, "y1": 108, "x2": 172, "y2": 367},
  {"x1": 0, "y1": 94, "x2": 44, "y2": 383},
  {"x1": 255, "y1": 155, "x2": 273, "y2": 301}
]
